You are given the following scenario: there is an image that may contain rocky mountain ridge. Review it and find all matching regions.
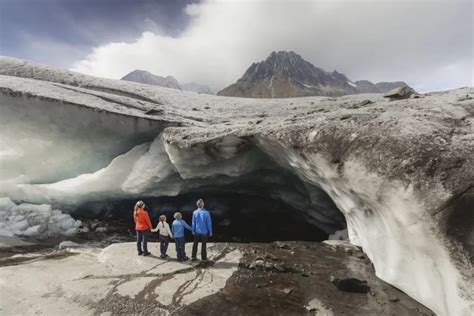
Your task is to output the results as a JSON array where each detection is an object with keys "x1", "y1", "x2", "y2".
[
  {"x1": 218, "y1": 51, "x2": 411, "y2": 98},
  {"x1": 121, "y1": 69, "x2": 214, "y2": 95}
]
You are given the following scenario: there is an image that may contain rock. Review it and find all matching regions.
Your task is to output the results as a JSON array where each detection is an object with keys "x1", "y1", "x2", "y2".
[
  {"x1": 58, "y1": 241, "x2": 82, "y2": 250},
  {"x1": 330, "y1": 276, "x2": 370, "y2": 293},
  {"x1": 282, "y1": 288, "x2": 292, "y2": 294},
  {"x1": 249, "y1": 259, "x2": 265, "y2": 270},
  {"x1": 95, "y1": 227, "x2": 107, "y2": 233},
  {"x1": 275, "y1": 241, "x2": 291, "y2": 249},
  {"x1": 340, "y1": 114, "x2": 351, "y2": 120},
  {"x1": 90, "y1": 221, "x2": 100, "y2": 230},
  {"x1": 322, "y1": 240, "x2": 360, "y2": 254},
  {"x1": 389, "y1": 297, "x2": 400, "y2": 302},
  {"x1": 383, "y1": 86, "x2": 414, "y2": 100},
  {"x1": 264, "y1": 262, "x2": 274, "y2": 270},
  {"x1": 79, "y1": 226, "x2": 90, "y2": 233},
  {"x1": 273, "y1": 264, "x2": 286, "y2": 272},
  {"x1": 359, "y1": 99, "x2": 373, "y2": 106}
]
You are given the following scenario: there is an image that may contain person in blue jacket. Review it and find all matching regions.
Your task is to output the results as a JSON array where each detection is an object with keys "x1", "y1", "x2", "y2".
[
  {"x1": 172, "y1": 211, "x2": 192, "y2": 261},
  {"x1": 191, "y1": 199, "x2": 212, "y2": 262}
]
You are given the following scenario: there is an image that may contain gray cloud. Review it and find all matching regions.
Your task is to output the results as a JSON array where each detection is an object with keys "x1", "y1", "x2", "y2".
[{"x1": 66, "y1": 0, "x2": 471, "y2": 92}]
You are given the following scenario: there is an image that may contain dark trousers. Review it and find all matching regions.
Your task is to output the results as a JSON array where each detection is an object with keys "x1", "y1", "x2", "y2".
[
  {"x1": 175, "y1": 237, "x2": 186, "y2": 260},
  {"x1": 159, "y1": 235, "x2": 170, "y2": 257},
  {"x1": 192, "y1": 233, "x2": 208, "y2": 260},
  {"x1": 136, "y1": 230, "x2": 149, "y2": 254}
]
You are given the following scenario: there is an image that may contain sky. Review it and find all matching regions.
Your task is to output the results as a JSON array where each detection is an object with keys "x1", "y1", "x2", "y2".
[{"x1": 0, "y1": 0, "x2": 472, "y2": 92}]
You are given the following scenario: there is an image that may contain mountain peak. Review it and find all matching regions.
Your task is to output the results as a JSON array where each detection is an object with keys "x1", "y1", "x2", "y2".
[
  {"x1": 218, "y1": 51, "x2": 411, "y2": 98},
  {"x1": 121, "y1": 70, "x2": 214, "y2": 94}
]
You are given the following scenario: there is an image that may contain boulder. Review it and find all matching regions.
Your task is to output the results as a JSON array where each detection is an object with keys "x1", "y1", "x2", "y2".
[
  {"x1": 383, "y1": 86, "x2": 414, "y2": 100},
  {"x1": 330, "y1": 276, "x2": 370, "y2": 293}
]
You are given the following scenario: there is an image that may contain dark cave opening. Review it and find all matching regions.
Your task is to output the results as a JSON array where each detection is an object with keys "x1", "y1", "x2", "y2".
[{"x1": 72, "y1": 191, "x2": 346, "y2": 243}]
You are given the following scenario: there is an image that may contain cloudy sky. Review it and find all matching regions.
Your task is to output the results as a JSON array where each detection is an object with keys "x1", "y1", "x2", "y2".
[{"x1": 0, "y1": 0, "x2": 472, "y2": 92}]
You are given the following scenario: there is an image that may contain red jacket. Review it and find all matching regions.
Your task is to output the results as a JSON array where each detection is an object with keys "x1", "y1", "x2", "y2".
[{"x1": 134, "y1": 208, "x2": 152, "y2": 231}]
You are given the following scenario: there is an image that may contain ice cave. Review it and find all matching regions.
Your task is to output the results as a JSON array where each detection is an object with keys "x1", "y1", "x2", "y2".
[{"x1": 0, "y1": 57, "x2": 473, "y2": 315}]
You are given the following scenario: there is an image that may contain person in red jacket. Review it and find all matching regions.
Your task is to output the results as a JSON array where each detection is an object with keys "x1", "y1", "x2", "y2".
[{"x1": 134, "y1": 200, "x2": 152, "y2": 256}]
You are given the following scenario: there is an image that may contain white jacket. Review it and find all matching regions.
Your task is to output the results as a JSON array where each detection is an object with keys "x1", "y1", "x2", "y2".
[{"x1": 153, "y1": 221, "x2": 173, "y2": 237}]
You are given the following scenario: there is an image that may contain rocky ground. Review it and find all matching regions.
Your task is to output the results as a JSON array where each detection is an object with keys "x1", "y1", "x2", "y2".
[{"x1": 0, "y1": 240, "x2": 433, "y2": 315}]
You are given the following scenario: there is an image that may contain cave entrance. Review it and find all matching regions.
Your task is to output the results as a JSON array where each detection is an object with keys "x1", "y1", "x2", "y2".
[{"x1": 74, "y1": 190, "x2": 346, "y2": 243}]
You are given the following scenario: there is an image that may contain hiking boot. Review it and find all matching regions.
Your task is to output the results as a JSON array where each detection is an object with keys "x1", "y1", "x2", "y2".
[
  {"x1": 138, "y1": 252, "x2": 143, "y2": 256},
  {"x1": 143, "y1": 252, "x2": 151, "y2": 256},
  {"x1": 191, "y1": 257, "x2": 197, "y2": 261}
]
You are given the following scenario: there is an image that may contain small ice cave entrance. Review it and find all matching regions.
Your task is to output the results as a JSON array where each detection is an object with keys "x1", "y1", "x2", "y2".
[
  {"x1": 74, "y1": 182, "x2": 347, "y2": 243},
  {"x1": 70, "y1": 137, "x2": 347, "y2": 243}
]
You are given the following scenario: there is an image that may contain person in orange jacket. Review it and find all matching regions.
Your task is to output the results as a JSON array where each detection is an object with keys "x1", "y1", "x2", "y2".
[{"x1": 133, "y1": 200, "x2": 152, "y2": 256}]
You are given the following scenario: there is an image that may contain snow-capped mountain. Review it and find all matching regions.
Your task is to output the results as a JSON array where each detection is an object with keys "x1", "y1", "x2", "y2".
[
  {"x1": 121, "y1": 69, "x2": 214, "y2": 94},
  {"x1": 218, "y1": 51, "x2": 410, "y2": 98}
]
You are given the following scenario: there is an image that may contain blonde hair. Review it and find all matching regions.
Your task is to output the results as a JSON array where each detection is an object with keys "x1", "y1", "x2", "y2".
[
  {"x1": 174, "y1": 212, "x2": 182, "y2": 219},
  {"x1": 196, "y1": 199, "x2": 204, "y2": 208},
  {"x1": 133, "y1": 200, "x2": 145, "y2": 219},
  {"x1": 159, "y1": 215, "x2": 166, "y2": 222}
]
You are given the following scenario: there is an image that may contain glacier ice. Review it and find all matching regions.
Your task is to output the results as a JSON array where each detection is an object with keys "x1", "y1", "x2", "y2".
[
  {"x1": 0, "y1": 56, "x2": 473, "y2": 315},
  {"x1": 0, "y1": 197, "x2": 81, "y2": 238}
]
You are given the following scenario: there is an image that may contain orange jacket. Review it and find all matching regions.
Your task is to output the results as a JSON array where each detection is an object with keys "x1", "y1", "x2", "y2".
[{"x1": 134, "y1": 208, "x2": 152, "y2": 231}]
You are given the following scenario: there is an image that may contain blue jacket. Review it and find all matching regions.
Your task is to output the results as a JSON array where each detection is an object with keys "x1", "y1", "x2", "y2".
[
  {"x1": 192, "y1": 208, "x2": 212, "y2": 235},
  {"x1": 172, "y1": 219, "x2": 192, "y2": 238}
]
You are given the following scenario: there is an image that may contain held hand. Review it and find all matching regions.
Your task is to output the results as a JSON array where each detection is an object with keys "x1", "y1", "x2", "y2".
[
  {"x1": 192, "y1": 232, "x2": 195, "y2": 235},
  {"x1": 209, "y1": 233, "x2": 212, "y2": 238}
]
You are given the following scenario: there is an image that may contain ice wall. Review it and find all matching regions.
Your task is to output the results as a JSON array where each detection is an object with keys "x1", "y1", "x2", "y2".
[{"x1": 257, "y1": 137, "x2": 472, "y2": 316}]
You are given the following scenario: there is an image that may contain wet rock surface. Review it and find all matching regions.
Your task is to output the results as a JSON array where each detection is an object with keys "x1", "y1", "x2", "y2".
[{"x1": 179, "y1": 241, "x2": 434, "y2": 316}]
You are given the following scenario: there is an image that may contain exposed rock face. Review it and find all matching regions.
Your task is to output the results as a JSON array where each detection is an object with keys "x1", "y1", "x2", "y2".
[
  {"x1": 121, "y1": 69, "x2": 214, "y2": 95},
  {"x1": 0, "y1": 56, "x2": 472, "y2": 315},
  {"x1": 217, "y1": 51, "x2": 411, "y2": 98}
]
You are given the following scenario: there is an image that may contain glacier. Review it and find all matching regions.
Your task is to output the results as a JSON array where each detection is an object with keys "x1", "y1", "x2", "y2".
[{"x1": 0, "y1": 56, "x2": 473, "y2": 315}]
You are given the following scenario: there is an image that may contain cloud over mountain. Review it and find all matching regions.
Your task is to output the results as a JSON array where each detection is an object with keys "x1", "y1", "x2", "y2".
[{"x1": 72, "y1": 0, "x2": 473, "y2": 92}]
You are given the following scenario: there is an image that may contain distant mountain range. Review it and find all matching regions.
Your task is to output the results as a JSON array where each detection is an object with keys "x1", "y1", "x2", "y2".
[
  {"x1": 121, "y1": 70, "x2": 214, "y2": 95},
  {"x1": 217, "y1": 51, "x2": 410, "y2": 98}
]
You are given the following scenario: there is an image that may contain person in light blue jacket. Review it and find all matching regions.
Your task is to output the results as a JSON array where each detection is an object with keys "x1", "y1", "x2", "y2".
[
  {"x1": 191, "y1": 199, "x2": 212, "y2": 262},
  {"x1": 172, "y1": 212, "x2": 192, "y2": 261}
]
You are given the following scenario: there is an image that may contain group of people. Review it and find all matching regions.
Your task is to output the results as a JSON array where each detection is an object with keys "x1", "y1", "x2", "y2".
[{"x1": 133, "y1": 198, "x2": 213, "y2": 262}]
